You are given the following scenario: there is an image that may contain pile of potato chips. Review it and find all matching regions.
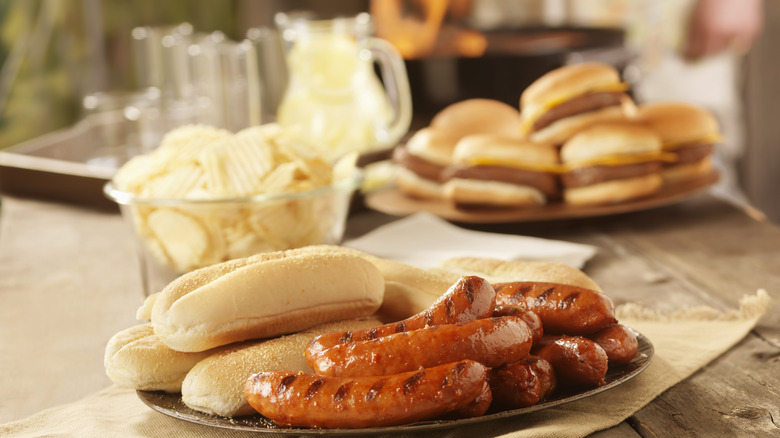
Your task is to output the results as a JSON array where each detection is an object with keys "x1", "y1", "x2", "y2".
[{"x1": 112, "y1": 123, "x2": 359, "y2": 274}]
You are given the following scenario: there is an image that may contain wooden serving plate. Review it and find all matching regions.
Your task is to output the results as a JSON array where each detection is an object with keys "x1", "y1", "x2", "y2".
[{"x1": 364, "y1": 171, "x2": 719, "y2": 224}]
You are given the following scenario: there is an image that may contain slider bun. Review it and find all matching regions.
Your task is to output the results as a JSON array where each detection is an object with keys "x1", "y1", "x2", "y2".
[
  {"x1": 181, "y1": 317, "x2": 382, "y2": 417},
  {"x1": 430, "y1": 98, "x2": 522, "y2": 140},
  {"x1": 439, "y1": 258, "x2": 602, "y2": 292},
  {"x1": 404, "y1": 127, "x2": 459, "y2": 166},
  {"x1": 663, "y1": 156, "x2": 715, "y2": 185},
  {"x1": 528, "y1": 104, "x2": 630, "y2": 146},
  {"x1": 563, "y1": 174, "x2": 663, "y2": 206},
  {"x1": 445, "y1": 178, "x2": 546, "y2": 207},
  {"x1": 521, "y1": 62, "x2": 622, "y2": 110},
  {"x1": 452, "y1": 134, "x2": 558, "y2": 165},
  {"x1": 151, "y1": 247, "x2": 384, "y2": 352},
  {"x1": 104, "y1": 323, "x2": 214, "y2": 392},
  {"x1": 393, "y1": 165, "x2": 446, "y2": 200},
  {"x1": 561, "y1": 122, "x2": 662, "y2": 163},
  {"x1": 636, "y1": 102, "x2": 720, "y2": 148}
]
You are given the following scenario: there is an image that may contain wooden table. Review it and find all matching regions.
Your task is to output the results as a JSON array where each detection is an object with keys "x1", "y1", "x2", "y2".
[{"x1": 1, "y1": 193, "x2": 778, "y2": 436}]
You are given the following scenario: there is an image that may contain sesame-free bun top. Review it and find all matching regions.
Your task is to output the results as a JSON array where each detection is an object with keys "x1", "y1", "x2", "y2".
[
  {"x1": 520, "y1": 62, "x2": 622, "y2": 110},
  {"x1": 636, "y1": 102, "x2": 720, "y2": 149},
  {"x1": 430, "y1": 98, "x2": 522, "y2": 140},
  {"x1": 560, "y1": 122, "x2": 662, "y2": 164},
  {"x1": 404, "y1": 127, "x2": 460, "y2": 166},
  {"x1": 452, "y1": 134, "x2": 559, "y2": 167}
]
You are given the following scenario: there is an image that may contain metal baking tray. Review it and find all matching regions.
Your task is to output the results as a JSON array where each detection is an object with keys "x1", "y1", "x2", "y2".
[{"x1": 0, "y1": 119, "x2": 122, "y2": 210}]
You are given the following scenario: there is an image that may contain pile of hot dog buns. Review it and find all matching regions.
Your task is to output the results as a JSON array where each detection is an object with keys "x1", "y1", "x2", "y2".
[
  {"x1": 105, "y1": 245, "x2": 639, "y2": 429},
  {"x1": 392, "y1": 61, "x2": 722, "y2": 208}
]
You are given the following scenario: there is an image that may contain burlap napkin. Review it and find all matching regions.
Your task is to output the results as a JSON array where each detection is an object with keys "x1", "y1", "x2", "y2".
[{"x1": 0, "y1": 290, "x2": 769, "y2": 438}]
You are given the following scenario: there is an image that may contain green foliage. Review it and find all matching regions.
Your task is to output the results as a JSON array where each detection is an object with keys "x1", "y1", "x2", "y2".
[{"x1": 0, "y1": 0, "x2": 242, "y2": 149}]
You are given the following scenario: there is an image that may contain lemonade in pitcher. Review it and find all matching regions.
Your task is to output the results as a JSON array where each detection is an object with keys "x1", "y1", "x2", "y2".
[{"x1": 275, "y1": 13, "x2": 412, "y2": 162}]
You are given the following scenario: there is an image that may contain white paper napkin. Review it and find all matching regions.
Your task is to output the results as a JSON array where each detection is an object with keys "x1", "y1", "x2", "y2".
[{"x1": 345, "y1": 212, "x2": 597, "y2": 269}]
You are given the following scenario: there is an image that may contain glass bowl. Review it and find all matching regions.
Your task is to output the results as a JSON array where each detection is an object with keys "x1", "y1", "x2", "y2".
[{"x1": 104, "y1": 169, "x2": 362, "y2": 295}]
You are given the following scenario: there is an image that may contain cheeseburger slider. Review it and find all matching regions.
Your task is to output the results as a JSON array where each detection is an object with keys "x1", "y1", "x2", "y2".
[
  {"x1": 393, "y1": 98, "x2": 523, "y2": 200},
  {"x1": 636, "y1": 102, "x2": 721, "y2": 185},
  {"x1": 559, "y1": 122, "x2": 673, "y2": 206},
  {"x1": 520, "y1": 62, "x2": 634, "y2": 145},
  {"x1": 392, "y1": 127, "x2": 459, "y2": 199},
  {"x1": 444, "y1": 134, "x2": 559, "y2": 208}
]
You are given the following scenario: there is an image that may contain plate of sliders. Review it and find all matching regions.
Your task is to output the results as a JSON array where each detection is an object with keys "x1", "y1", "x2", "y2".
[
  {"x1": 374, "y1": 63, "x2": 722, "y2": 224},
  {"x1": 136, "y1": 333, "x2": 653, "y2": 435}
]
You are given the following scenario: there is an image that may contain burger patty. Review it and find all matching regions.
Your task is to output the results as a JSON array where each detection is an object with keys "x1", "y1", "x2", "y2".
[
  {"x1": 665, "y1": 143, "x2": 714, "y2": 167},
  {"x1": 447, "y1": 165, "x2": 560, "y2": 197},
  {"x1": 392, "y1": 145, "x2": 448, "y2": 183},
  {"x1": 562, "y1": 162, "x2": 662, "y2": 188},
  {"x1": 532, "y1": 91, "x2": 624, "y2": 133}
]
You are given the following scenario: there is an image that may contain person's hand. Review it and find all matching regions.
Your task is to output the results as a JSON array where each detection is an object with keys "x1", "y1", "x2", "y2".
[{"x1": 684, "y1": 0, "x2": 763, "y2": 60}]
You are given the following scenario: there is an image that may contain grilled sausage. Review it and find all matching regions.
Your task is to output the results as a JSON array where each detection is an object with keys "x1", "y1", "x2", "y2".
[
  {"x1": 588, "y1": 324, "x2": 638, "y2": 365},
  {"x1": 493, "y1": 304, "x2": 544, "y2": 345},
  {"x1": 306, "y1": 276, "x2": 496, "y2": 358},
  {"x1": 307, "y1": 316, "x2": 533, "y2": 378},
  {"x1": 488, "y1": 355, "x2": 557, "y2": 409},
  {"x1": 245, "y1": 360, "x2": 490, "y2": 428},
  {"x1": 493, "y1": 281, "x2": 616, "y2": 335},
  {"x1": 534, "y1": 336, "x2": 608, "y2": 389}
]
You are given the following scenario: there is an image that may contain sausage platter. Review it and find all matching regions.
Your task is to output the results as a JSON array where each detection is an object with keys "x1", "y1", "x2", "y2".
[{"x1": 137, "y1": 332, "x2": 653, "y2": 435}]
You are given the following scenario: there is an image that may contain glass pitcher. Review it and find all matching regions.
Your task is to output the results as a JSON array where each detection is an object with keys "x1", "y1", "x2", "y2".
[{"x1": 275, "y1": 12, "x2": 412, "y2": 162}]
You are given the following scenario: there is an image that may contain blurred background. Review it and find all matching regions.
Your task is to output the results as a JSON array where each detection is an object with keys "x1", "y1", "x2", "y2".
[{"x1": 0, "y1": 0, "x2": 778, "y2": 222}]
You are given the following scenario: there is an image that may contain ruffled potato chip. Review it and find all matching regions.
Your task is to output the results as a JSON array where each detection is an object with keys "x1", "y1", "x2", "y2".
[{"x1": 113, "y1": 123, "x2": 357, "y2": 275}]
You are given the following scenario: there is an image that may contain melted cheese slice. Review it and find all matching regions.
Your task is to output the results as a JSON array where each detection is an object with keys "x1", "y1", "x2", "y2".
[
  {"x1": 563, "y1": 151, "x2": 678, "y2": 171},
  {"x1": 520, "y1": 82, "x2": 630, "y2": 135},
  {"x1": 465, "y1": 157, "x2": 563, "y2": 173},
  {"x1": 661, "y1": 132, "x2": 723, "y2": 151}
]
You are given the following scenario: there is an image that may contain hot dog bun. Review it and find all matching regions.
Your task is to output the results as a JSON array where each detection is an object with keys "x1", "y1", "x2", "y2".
[
  {"x1": 104, "y1": 323, "x2": 215, "y2": 392},
  {"x1": 438, "y1": 257, "x2": 602, "y2": 292},
  {"x1": 150, "y1": 246, "x2": 385, "y2": 352},
  {"x1": 182, "y1": 317, "x2": 382, "y2": 417}
]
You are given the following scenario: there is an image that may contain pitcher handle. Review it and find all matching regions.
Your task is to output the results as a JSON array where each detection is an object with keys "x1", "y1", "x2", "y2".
[{"x1": 367, "y1": 37, "x2": 413, "y2": 148}]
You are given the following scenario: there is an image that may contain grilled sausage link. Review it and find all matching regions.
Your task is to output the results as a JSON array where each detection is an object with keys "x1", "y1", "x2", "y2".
[
  {"x1": 306, "y1": 276, "x2": 496, "y2": 358},
  {"x1": 493, "y1": 281, "x2": 616, "y2": 335},
  {"x1": 588, "y1": 324, "x2": 638, "y2": 365},
  {"x1": 488, "y1": 355, "x2": 557, "y2": 409},
  {"x1": 245, "y1": 360, "x2": 490, "y2": 428},
  {"x1": 307, "y1": 316, "x2": 533, "y2": 378},
  {"x1": 493, "y1": 304, "x2": 544, "y2": 345},
  {"x1": 534, "y1": 336, "x2": 608, "y2": 389}
]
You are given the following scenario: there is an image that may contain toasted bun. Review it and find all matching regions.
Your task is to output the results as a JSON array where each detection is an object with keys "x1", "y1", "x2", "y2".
[
  {"x1": 452, "y1": 134, "x2": 558, "y2": 166},
  {"x1": 564, "y1": 174, "x2": 663, "y2": 205},
  {"x1": 560, "y1": 122, "x2": 662, "y2": 164},
  {"x1": 438, "y1": 258, "x2": 602, "y2": 292},
  {"x1": 521, "y1": 63, "x2": 622, "y2": 110},
  {"x1": 431, "y1": 98, "x2": 522, "y2": 140},
  {"x1": 150, "y1": 247, "x2": 385, "y2": 352},
  {"x1": 104, "y1": 324, "x2": 214, "y2": 392},
  {"x1": 663, "y1": 156, "x2": 714, "y2": 185},
  {"x1": 181, "y1": 317, "x2": 381, "y2": 417},
  {"x1": 393, "y1": 165, "x2": 446, "y2": 200},
  {"x1": 636, "y1": 102, "x2": 720, "y2": 149},
  {"x1": 445, "y1": 178, "x2": 546, "y2": 207},
  {"x1": 405, "y1": 127, "x2": 459, "y2": 166},
  {"x1": 528, "y1": 104, "x2": 630, "y2": 146}
]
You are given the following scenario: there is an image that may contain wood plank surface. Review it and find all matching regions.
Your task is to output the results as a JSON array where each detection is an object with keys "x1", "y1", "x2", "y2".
[
  {"x1": 358, "y1": 192, "x2": 780, "y2": 436},
  {"x1": 2, "y1": 192, "x2": 777, "y2": 436},
  {"x1": 453, "y1": 194, "x2": 780, "y2": 437}
]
